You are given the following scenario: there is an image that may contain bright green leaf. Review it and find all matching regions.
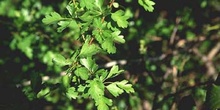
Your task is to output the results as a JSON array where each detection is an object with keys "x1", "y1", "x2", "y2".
[
  {"x1": 97, "y1": 96, "x2": 112, "y2": 110},
  {"x1": 37, "y1": 87, "x2": 50, "y2": 98},
  {"x1": 57, "y1": 21, "x2": 71, "y2": 32},
  {"x1": 88, "y1": 79, "x2": 104, "y2": 101},
  {"x1": 96, "y1": 69, "x2": 108, "y2": 81},
  {"x1": 138, "y1": 0, "x2": 155, "y2": 12},
  {"x1": 106, "y1": 65, "x2": 124, "y2": 79},
  {"x1": 74, "y1": 67, "x2": 89, "y2": 80},
  {"x1": 80, "y1": 0, "x2": 95, "y2": 9},
  {"x1": 42, "y1": 12, "x2": 64, "y2": 24},
  {"x1": 52, "y1": 54, "x2": 70, "y2": 66},
  {"x1": 80, "y1": 57, "x2": 98, "y2": 72},
  {"x1": 101, "y1": 38, "x2": 116, "y2": 53},
  {"x1": 117, "y1": 80, "x2": 135, "y2": 93},
  {"x1": 111, "y1": 10, "x2": 130, "y2": 28},
  {"x1": 79, "y1": 39, "x2": 100, "y2": 57},
  {"x1": 106, "y1": 83, "x2": 124, "y2": 97},
  {"x1": 112, "y1": 31, "x2": 125, "y2": 43},
  {"x1": 66, "y1": 87, "x2": 78, "y2": 99},
  {"x1": 61, "y1": 75, "x2": 71, "y2": 89}
]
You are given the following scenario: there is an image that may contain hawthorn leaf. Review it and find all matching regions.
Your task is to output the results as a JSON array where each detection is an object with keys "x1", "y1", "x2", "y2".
[
  {"x1": 42, "y1": 12, "x2": 63, "y2": 24},
  {"x1": 79, "y1": 39, "x2": 100, "y2": 57},
  {"x1": 106, "y1": 82, "x2": 124, "y2": 97},
  {"x1": 106, "y1": 65, "x2": 124, "y2": 79},
  {"x1": 80, "y1": 57, "x2": 98, "y2": 72},
  {"x1": 57, "y1": 21, "x2": 71, "y2": 32},
  {"x1": 66, "y1": 87, "x2": 78, "y2": 99},
  {"x1": 112, "y1": 31, "x2": 125, "y2": 43},
  {"x1": 111, "y1": 10, "x2": 129, "y2": 28},
  {"x1": 80, "y1": 0, "x2": 94, "y2": 9},
  {"x1": 37, "y1": 87, "x2": 50, "y2": 98},
  {"x1": 138, "y1": 0, "x2": 155, "y2": 12},
  {"x1": 52, "y1": 54, "x2": 70, "y2": 66},
  {"x1": 88, "y1": 79, "x2": 104, "y2": 101},
  {"x1": 117, "y1": 80, "x2": 135, "y2": 93},
  {"x1": 97, "y1": 96, "x2": 112, "y2": 110},
  {"x1": 74, "y1": 67, "x2": 89, "y2": 80},
  {"x1": 95, "y1": 69, "x2": 108, "y2": 81},
  {"x1": 101, "y1": 38, "x2": 116, "y2": 53}
]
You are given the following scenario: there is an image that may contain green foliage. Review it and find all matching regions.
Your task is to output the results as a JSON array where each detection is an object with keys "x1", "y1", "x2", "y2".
[
  {"x1": 4, "y1": 0, "x2": 220, "y2": 109},
  {"x1": 206, "y1": 84, "x2": 220, "y2": 110}
]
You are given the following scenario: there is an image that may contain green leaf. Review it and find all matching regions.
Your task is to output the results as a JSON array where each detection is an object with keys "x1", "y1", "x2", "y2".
[
  {"x1": 97, "y1": 96, "x2": 112, "y2": 110},
  {"x1": 112, "y1": 31, "x2": 125, "y2": 43},
  {"x1": 80, "y1": 57, "x2": 98, "y2": 72},
  {"x1": 88, "y1": 79, "x2": 104, "y2": 101},
  {"x1": 96, "y1": 69, "x2": 108, "y2": 81},
  {"x1": 66, "y1": 87, "x2": 78, "y2": 99},
  {"x1": 37, "y1": 87, "x2": 50, "y2": 98},
  {"x1": 52, "y1": 54, "x2": 70, "y2": 66},
  {"x1": 106, "y1": 82, "x2": 124, "y2": 97},
  {"x1": 61, "y1": 75, "x2": 71, "y2": 89},
  {"x1": 94, "y1": 0, "x2": 104, "y2": 10},
  {"x1": 206, "y1": 84, "x2": 220, "y2": 110},
  {"x1": 117, "y1": 80, "x2": 135, "y2": 93},
  {"x1": 106, "y1": 65, "x2": 124, "y2": 79},
  {"x1": 42, "y1": 12, "x2": 64, "y2": 24},
  {"x1": 74, "y1": 67, "x2": 89, "y2": 80},
  {"x1": 80, "y1": 0, "x2": 95, "y2": 9},
  {"x1": 111, "y1": 10, "x2": 130, "y2": 28},
  {"x1": 138, "y1": 0, "x2": 155, "y2": 12},
  {"x1": 79, "y1": 39, "x2": 100, "y2": 57},
  {"x1": 101, "y1": 38, "x2": 116, "y2": 53},
  {"x1": 57, "y1": 21, "x2": 71, "y2": 32}
]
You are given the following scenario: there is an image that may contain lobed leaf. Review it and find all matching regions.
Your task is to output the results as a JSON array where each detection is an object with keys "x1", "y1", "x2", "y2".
[
  {"x1": 138, "y1": 0, "x2": 155, "y2": 12},
  {"x1": 106, "y1": 82, "x2": 124, "y2": 97},
  {"x1": 42, "y1": 12, "x2": 63, "y2": 24},
  {"x1": 111, "y1": 10, "x2": 130, "y2": 28},
  {"x1": 66, "y1": 87, "x2": 78, "y2": 99}
]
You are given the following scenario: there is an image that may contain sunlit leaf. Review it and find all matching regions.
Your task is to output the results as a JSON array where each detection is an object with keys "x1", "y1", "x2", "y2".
[
  {"x1": 111, "y1": 10, "x2": 130, "y2": 28},
  {"x1": 42, "y1": 12, "x2": 64, "y2": 24},
  {"x1": 66, "y1": 87, "x2": 78, "y2": 99},
  {"x1": 138, "y1": 0, "x2": 155, "y2": 12}
]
